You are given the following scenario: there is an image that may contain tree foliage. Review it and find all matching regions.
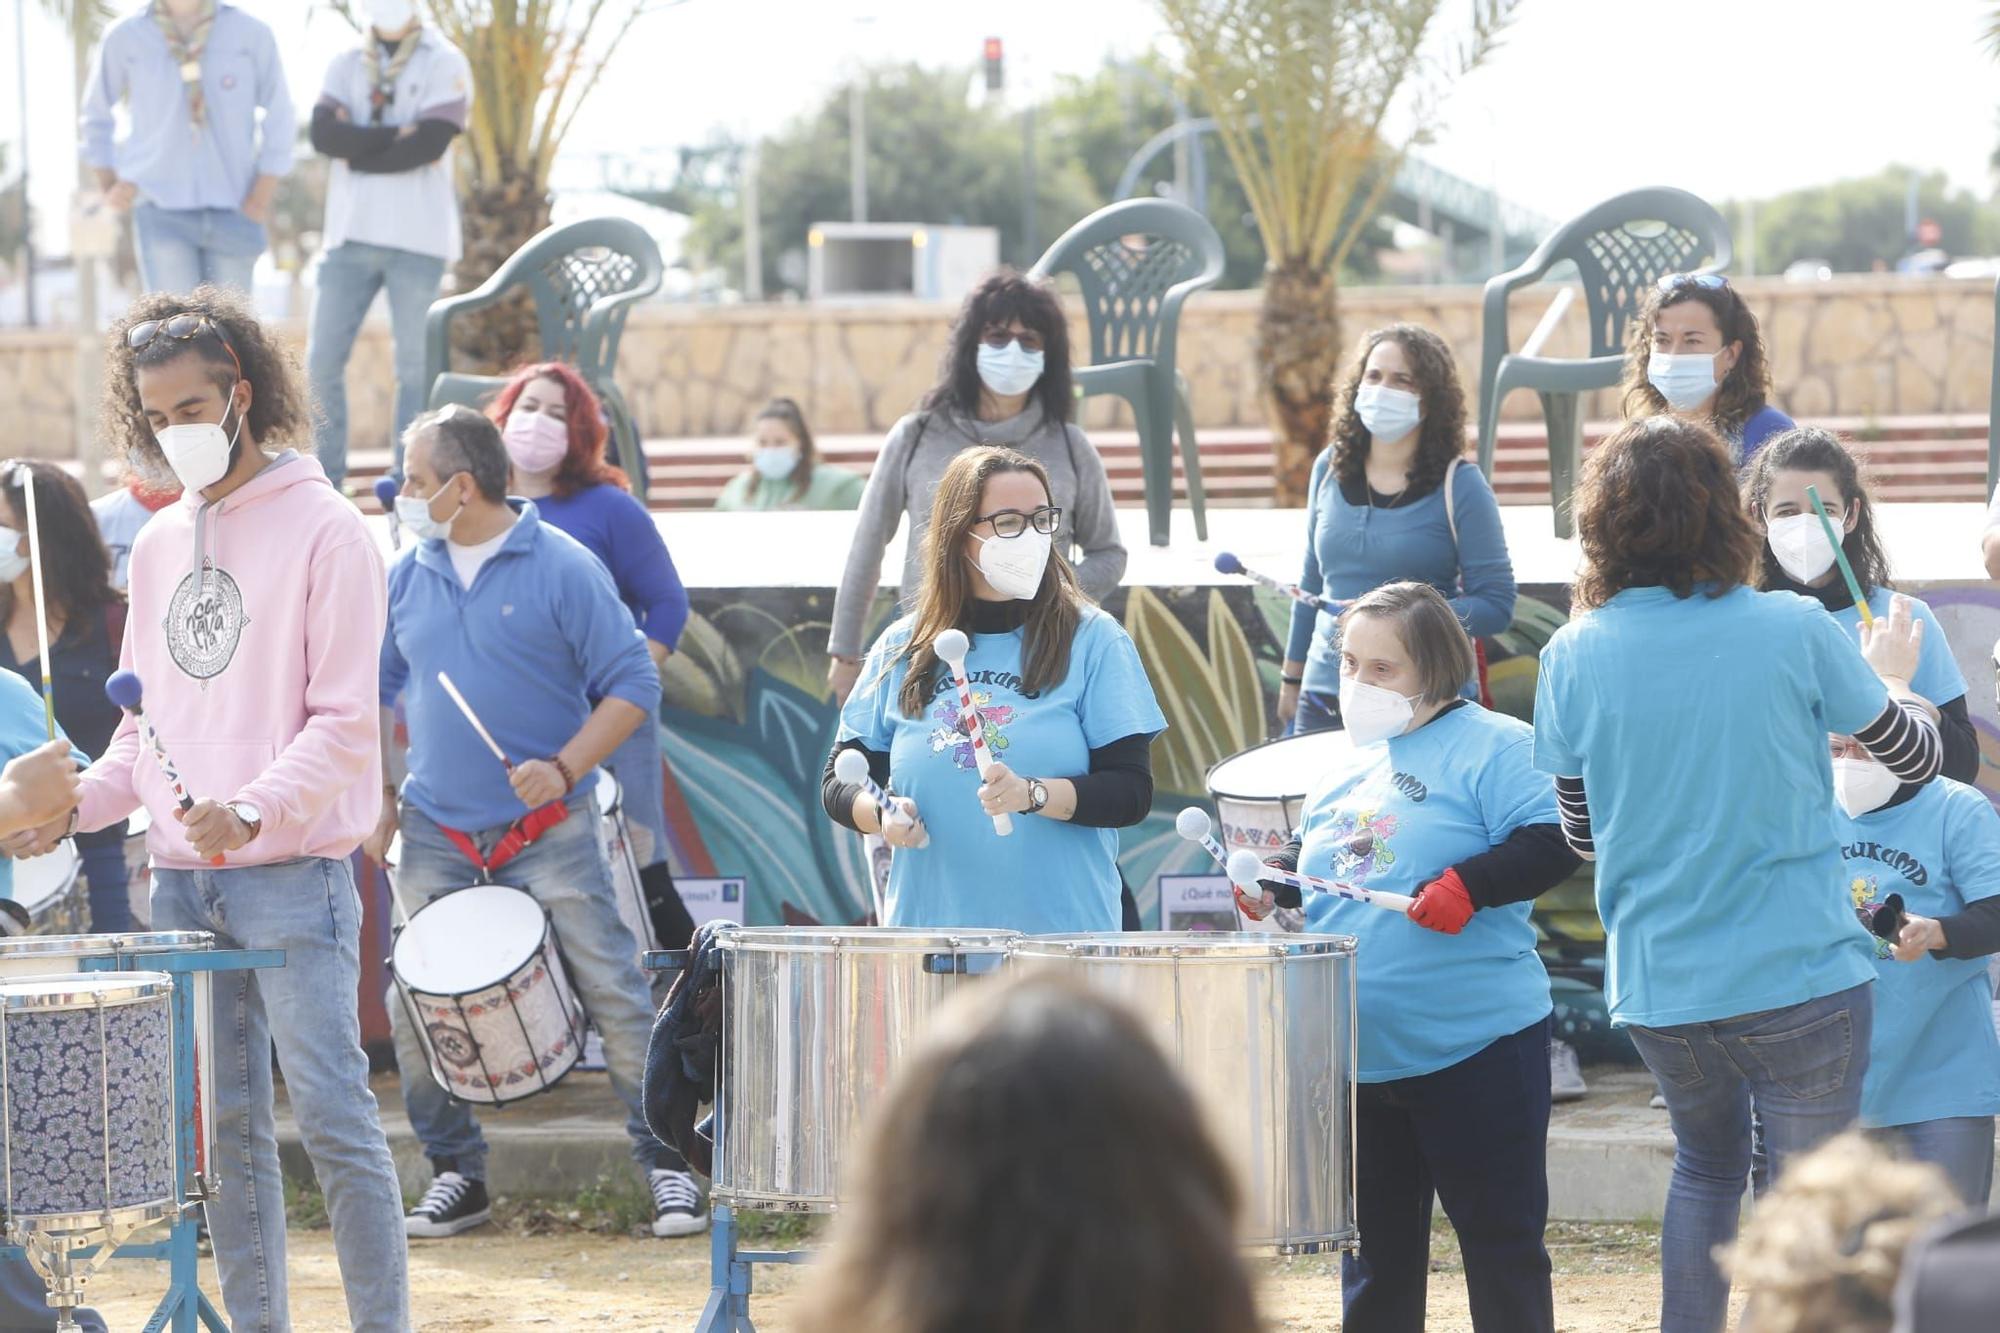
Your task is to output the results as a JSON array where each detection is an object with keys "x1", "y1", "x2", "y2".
[{"x1": 1732, "y1": 167, "x2": 2000, "y2": 274}]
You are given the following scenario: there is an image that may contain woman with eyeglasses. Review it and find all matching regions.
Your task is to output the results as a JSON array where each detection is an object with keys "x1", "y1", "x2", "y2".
[
  {"x1": 826, "y1": 270, "x2": 1125, "y2": 708},
  {"x1": 822, "y1": 447, "x2": 1165, "y2": 933},
  {"x1": 1622, "y1": 272, "x2": 1793, "y2": 466},
  {"x1": 0, "y1": 461, "x2": 132, "y2": 933}
]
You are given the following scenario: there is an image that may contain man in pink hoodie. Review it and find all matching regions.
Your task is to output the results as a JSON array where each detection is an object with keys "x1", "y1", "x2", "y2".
[{"x1": 40, "y1": 287, "x2": 409, "y2": 1331}]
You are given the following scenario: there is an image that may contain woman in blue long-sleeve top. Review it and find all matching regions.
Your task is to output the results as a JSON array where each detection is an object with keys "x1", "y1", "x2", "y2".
[
  {"x1": 1279, "y1": 324, "x2": 1517, "y2": 736},
  {"x1": 489, "y1": 361, "x2": 695, "y2": 950}
]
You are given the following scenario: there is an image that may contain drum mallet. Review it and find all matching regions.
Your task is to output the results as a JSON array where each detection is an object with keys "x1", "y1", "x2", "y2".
[
  {"x1": 933, "y1": 628, "x2": 1012, "y2": 836},
  {"x1": 1227, "y1": 847, "x2": 1414, "y2": 915},
  {"x1": 1805, "y1": 484, "x2": 1871, "y2": 627},
  {"x1": 834, "y1": 747, "x2": 929, "y2": 848},
  {"x1": 374, "y1": 476, "x2": 403, "y2": 551},
  {"x1": 1176, "y1": 806, "x2": 1271, "y2": 920},
  {"x1": 1213, "y1": 551, "x2": 1330, "y2": 611},
  {"x1": 437, "y1": 671, "x2": 513, "y2": 770},
  {"x1": 106, "y1": 670, "x2": 223, "y2": 867},
  {"x1": 20, "y1": 466, "x2": 56, "y2": 738}
]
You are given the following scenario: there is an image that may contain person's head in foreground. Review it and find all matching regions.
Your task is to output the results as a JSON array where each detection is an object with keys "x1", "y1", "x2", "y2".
[
  {"x1": 1726, "y1": 1132, "x2": 1961, "y2": 1333},
  {"x1": 796, "y1": 973, "x2": 1261, "y2": 1333}
]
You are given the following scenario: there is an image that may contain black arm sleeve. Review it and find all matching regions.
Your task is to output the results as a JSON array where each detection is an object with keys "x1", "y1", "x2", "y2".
[
  {"x1": 820, "y1": 741, "x2": 890, "y2": 833},
  {"x1": 348, "y1": 119, "x2": 459, "y2": 174},
  {"x1": 1555, "y1": 776, "x2": 1595, "y2": 860},
  {"x1": 1453, "y1": 823, "x2": 1583, "y2": 909},
  {"x1": 1062, "y1": 733, "x2": 1154, "y2": 829},
  {"x1": 1854, "y1": 697, "x2": 1943, "y2": 784},
  {"x1": 1933, "y1": 895, "x2": 2000, "y2": 961},
  {"x1": 1937, "y1": 694, "x2": 1979, "y2": 785},
  {"x1": 1259, "y1": 835, "x2": 1304, "y2": 910},
  {"x1": 310, "y1": 102, "x2": 396, "y2": 160}
]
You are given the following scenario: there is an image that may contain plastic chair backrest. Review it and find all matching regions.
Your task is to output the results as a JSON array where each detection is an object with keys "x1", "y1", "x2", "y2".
[
  {"x1": 497, "y1": 217, "x2": 664, "y2": 373},
  {"x1": 1031, "y1": 198, "x2": 1226, "y2": 365},
  {"x1": 1520, "y1": 188, "x2": 1733, "y2": 359}
]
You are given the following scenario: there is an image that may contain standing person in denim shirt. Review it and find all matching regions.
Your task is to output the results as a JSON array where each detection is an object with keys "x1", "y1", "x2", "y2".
[
  {"x1": 80, "y1": 2, "x2": 295, "y2": 296},
  {"x1": 306, "y1": 0, "x2": 473, "y2": 488},
  {"x1": 370, "y1": 407, "x2": 707, "y2": 1241}
]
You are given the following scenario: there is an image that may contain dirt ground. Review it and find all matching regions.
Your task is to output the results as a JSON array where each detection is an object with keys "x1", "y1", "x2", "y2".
[{"x1": 77, "y1": 1213, "x2": 1734, "y2": 1332}]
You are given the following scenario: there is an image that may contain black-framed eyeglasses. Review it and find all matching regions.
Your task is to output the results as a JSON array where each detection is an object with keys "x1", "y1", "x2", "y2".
[
  {"x1": 1656, "y1": 272, "x2": 1729, "y2": 295},
  {"x1": 976, "y1": 505, "x2": 1061, "y2": 538},
  {"x1": 126, "y1": 312, "x2": 243, "y2": 377},
  {"x1": 980, "y1": 327, "x2": 1045, "y2": 354}
]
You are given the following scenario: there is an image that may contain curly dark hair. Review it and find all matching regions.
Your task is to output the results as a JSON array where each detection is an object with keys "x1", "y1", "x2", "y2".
[
  {"x1": 0, "y1": 461, "x2": 121, "y2": 621},
  {"x1": 1572, "y1": 415, "x2": 1761, "y2": 610},
  {"x1": 921, "y1": 269, "x2": 1075, "y2": 426},
  {"x1": 1743, "y1": 426, "x2": 1892, "y2": 599},
  {"x1": 1328, "y1": 323, "x2": 1468, "y2": 497},
  {"x1": 100, "y1": 286, "x2": 312, "y2": 478},
  {"x1": 1619, "y1": 280, "x2": 1773, "y2": 441}
]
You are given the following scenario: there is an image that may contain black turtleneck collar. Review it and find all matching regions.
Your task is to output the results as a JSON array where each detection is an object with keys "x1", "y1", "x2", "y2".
[
  {"x1": 968, "y1": 598, "x2": 1031, "y2": 635},
  {"x1": 1770, "y1": 567, "x2": 1859, "y2": 614}
]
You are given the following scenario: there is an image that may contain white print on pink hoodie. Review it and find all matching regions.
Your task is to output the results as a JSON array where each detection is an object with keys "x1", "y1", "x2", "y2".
[{"x1": 78, "y1": 450, "x2": 388, "y2": 869}]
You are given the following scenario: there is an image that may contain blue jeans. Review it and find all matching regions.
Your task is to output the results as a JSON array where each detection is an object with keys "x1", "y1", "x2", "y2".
[
  {"x1": 152, "y1": 858, "x2": 409, "y2": 1333},
  {"x1": 1343, "y1": 1016, "x2": 1555, "y2": 1333},
  {"x1": 76, "y1": 826, "x2": 131, "y2": 934},
  {"x1": 1876, "y1": 1116, "x2": 1996, "y2": 1208},
  {"x1": 1627, "y1": 982, "x2": 1873, "y2": 1333},
  {"x1": 1293, "y1": 689, "x2": 1341, "y2": 736},
  {"x1": 307, "y1": 241, "x2": 446, "y2": 488},
  {"x1": 388, "y1": 801, "x2": 677, "y2": 1180},
  {"x1": 131, "y1": 204, "x2": 263, "y2": 297}
]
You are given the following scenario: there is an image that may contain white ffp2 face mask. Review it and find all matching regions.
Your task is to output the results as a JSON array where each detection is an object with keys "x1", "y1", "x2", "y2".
[
  {"x1": 971, "y1": 528, "x2": 1052, "y2": 600},
  {"x1": 1832, "y1": 755, "x2": 1901, "y2": 818},
  {"x1": 1768, "y1": 511, "x2": 1841, "y2": 584},
  {"x1": 1647, "y1": 351, "x2": 1723, "y2": 411},
  {"x1": 1338, "y1": 675, "x2": 1417, "y2": 746},
  {"x1": 0, "y1": 528, "x2": 24, "y2": 584},
  {"x1": 154, "y1": 387, "x2": 243, "y2": 494}
]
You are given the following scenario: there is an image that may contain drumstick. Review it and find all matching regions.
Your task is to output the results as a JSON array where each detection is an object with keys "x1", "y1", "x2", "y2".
[
  {"x1": 1227, "y1": 847, "x2": 1413, "y2": 915},
  {"x1": 1213, "y1": 551, "x2": 1330, "y2": 611},
  {"x1": 105, "y1": 670, "x2": 223, "y2": 867},
  {"x1": 436, "y1": 671, "x2": 511, "y2": 770},
  {"x1": 1806, "y1": 484, "x2": 1871, "y2": 627},
  {"x1": 374, "y1": 477, "x2": 403, "y2": 550},
  {"x1": 834, "y1": 747, "x2": 928, "y2": 849},
  {"x1": 1176, "y1": 806, "x2": 1269, "y2": 921},
  {"x1": 20, "y1": 468, "x2": 55, "y2": 739},
  {"x1": 932, "y1": 628, "x2": 1012, "y2": 837}
]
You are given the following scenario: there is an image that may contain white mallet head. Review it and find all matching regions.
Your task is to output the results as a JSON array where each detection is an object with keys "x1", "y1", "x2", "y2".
[
  {"x1": 1175, "y1": 807, "x2": 1212, "y2": 841},
  {"x1": 933, "y1": 628, "x2": 970, "y2": 666},
  {"x1": 833, "y1": 748, "x2": 870, "y2": 784},
  {"x1": 1226, "y1": 848, "x2": 1267, "y2": 891}
]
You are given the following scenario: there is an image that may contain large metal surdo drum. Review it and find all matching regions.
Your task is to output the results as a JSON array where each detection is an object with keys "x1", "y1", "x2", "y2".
[
  {"x1": 1008, "y1": 932, "x2": 1358, "y2": 1253},
  {"x1": 712, "y1": 926, "x2": 1018, "y2": 1212},
  {"x1": 1206, "y1": 730, "x2": 1358, "y2": 853}
]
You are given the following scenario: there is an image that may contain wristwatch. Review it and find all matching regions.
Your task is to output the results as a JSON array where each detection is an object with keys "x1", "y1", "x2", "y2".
[
  {"x1": 1025, "y1": 779, "x2": 1049, "y2": 815},
  {"x1": 227, "y1": 801, "x2": 263, "y2": 843}
]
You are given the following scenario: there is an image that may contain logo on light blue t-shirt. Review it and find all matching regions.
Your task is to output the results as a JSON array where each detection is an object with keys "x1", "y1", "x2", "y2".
[
  {"x1": 927, "y1": 688, "x2": 1016, "y2": 771},
  {"x1": 1848, "y1": 872, "x2": 1895, "y2": 960},
  {"x1": 1842, "y1": 838, "x2": 1930, "y2": 888},
  {"x1": 1325, "y1": 808, "x2": 1399, "y2": 880}
]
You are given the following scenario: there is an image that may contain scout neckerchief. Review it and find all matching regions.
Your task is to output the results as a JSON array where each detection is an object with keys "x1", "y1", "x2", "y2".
[
  {"x1": 152, "y1": 0, "x2": 217, "y2": 130},
  {"x1": 369, "y1": 27, "x2": 424, "y2": 124}
]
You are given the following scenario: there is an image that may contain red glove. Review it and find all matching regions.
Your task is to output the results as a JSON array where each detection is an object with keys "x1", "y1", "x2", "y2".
[{"x1": 1408, "y1": 867, "x2": 1474, "y2": 935}]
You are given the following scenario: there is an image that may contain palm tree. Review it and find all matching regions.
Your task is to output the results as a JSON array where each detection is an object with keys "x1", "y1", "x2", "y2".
[{"x1": 1155, "y1": 0, "x2": 1519, "y2": 503}]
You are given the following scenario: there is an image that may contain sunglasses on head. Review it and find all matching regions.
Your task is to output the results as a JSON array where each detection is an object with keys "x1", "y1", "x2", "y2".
[
  {"x1": 1656, "y1": 272, "x2": 1730, "y2": 295},
  {"x1": 980, "y1": 328, "x2": 1045, "y2": 354},
  {"x1": 126, "y1": 312, "x2": 243, "y2": 378}
]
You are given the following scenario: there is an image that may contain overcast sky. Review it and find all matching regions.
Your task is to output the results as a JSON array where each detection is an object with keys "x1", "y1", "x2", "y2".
[{"x1": 5, "y1": 0, "x2": 1998, "y2": 254}]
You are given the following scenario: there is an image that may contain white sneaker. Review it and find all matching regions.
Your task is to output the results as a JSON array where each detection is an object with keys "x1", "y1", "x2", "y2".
[
  {"x1": 649, "y1": 1168, "x2": 707, "y2": 1238},
  {"x1": 1649, "y1": 1091, "x2": 1668, "y2": 1110},
  {"x1": 1549, "y1": 1039, "x2": 1588, "y2": 1103}
]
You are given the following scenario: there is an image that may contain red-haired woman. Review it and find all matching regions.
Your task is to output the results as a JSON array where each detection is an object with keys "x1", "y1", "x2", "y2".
[{"x1": 488, "y1": 362, "x2": 694, "y2": 948}]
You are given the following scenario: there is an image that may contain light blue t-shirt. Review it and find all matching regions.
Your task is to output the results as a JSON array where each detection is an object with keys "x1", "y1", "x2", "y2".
[
  {"x1": 839, "y1": 607, "x2": 1167, "y2": 933},
  {"x1": 1838, "y1": 779, "x2": 2000, "y2": 1129},
  {"x1": 1534, "y1": 585, "x2": 1888, "y2": 1027},
  {"x1": 1829, "y1": 590, "x2": 1967, "y2": 710},
  {"x1": 1298, "y1": 704, "x2": 1555, "y2": 1081}
]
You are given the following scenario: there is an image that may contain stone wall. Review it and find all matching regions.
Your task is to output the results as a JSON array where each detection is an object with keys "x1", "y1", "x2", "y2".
[{"x1": 5, "y1": 276, "x2": 1992, "y2": 465}]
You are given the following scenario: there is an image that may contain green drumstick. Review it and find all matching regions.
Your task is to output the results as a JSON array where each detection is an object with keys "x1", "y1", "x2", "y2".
[{"x1": 1805, "y1": 484, "x2": 1872, "y2": 627}]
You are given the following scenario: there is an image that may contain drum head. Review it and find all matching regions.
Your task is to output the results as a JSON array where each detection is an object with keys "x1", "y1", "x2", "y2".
[
  {"x1": 593, "y1": 768, "x2": 620, "y2": 816},
  {"x1": 10, "y1": 842, "x2": 80, "y2": 913},
  {"x1": 1206, "y1": 729, "x2": 1358, "y2": 801},
  {"x1": 393, "y1": 885, "x2": 548, "y2": 995}
]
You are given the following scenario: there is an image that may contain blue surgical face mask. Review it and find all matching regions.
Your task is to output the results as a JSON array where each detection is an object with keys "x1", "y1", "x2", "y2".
[
  {"x1": 1647, "y1": 350, "x2": 1723, "y2": 412},
  {"x1": 753, "y1": 445, "x2": 798, "y2": 482},
  {"x1": 976, "y1": 339, "x2": 1045, "y2": 398},
  {"x1": 394, "y1": 476, "x2": 465, "y2": 543}
]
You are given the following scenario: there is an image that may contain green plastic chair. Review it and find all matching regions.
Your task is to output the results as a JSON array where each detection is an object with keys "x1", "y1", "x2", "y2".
[
  {"x1": 1029, "y1": 198, "x2": 1224, "y2": 547},
  {"x1": 423, "y1": 217, "x2": 663, "y2": 497},
  {"x1": 1476, "y1": 187, "x2": 1732, "y2": 536}
]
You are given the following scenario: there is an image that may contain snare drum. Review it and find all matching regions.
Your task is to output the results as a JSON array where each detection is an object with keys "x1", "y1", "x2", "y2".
[
  {"x1": 10, "y1": 841, "x2": 84, "y2": 936},
  {"x1": 1010, "y1": 932, "x2": 1357, "y2": 1253},
  {"x1": 713, "y1": 926, "x2": 1018, "y2": 1211},
  {"x1": 390, "y1": 884, "x2": 587, "y2": 1105},
  {"x1": 0, "y1": 971, "x2": 177, "y2": 1233},
  {"x1": 594, "y1": 770, "x2": 657, "y2": 955},
  {"x1": 0, "y1": 932, "x2": 217, "y2": 1181},
  {"x1": 1206, "y1": 730, "x2": 1358, "y2": 852}
]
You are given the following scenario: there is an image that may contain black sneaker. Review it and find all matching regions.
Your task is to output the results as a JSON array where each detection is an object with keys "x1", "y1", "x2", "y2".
[
  {"x1": 649, "y1": 1168, "x2": 707, "y2": 1238},
  {"x1": 405, "y1": 1171, "x2": 491, "y2": 1238}
]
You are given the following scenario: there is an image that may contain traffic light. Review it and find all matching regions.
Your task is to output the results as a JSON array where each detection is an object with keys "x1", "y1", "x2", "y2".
[{"x1": 983, "y1": 37, "x2": 1004, "y2": 92}]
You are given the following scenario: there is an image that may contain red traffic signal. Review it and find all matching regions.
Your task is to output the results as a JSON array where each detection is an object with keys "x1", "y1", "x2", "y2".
[{"x1": 983, "y1": 37, "x2": 1004, "y2": 92}]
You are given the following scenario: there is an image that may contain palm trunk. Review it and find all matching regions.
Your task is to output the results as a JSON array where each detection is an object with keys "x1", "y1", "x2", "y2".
[
  {"x1": 450, "y1": 165, "x2": 553, "y2": 373},
  {"x1": 1257, "y1": 258, "x2": 1341, "y2": 506}
]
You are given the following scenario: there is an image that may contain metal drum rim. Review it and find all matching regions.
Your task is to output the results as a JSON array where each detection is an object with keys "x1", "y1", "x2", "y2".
[
  {"x1": 4, "y1": 1199, "x2": 179, "y2": 1235},
  {"x1": 714, "y1": 926, "x2": 1022, "y2": 953},
  {"x1": 0, "y1": 930, "x2": 214, "y2": 959},
  {"x1": 0, "y1": 971, "x2": 174, "y2": 1010},
  {"x1": 1011, "y1": 931, "x2": 1357, "y2": 958}
]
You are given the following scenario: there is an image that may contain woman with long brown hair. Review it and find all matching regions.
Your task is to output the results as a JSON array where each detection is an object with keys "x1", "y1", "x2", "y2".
[
  {"x1": 1620, "y1": 273, "x2": 1792, "y2": 464},
  {"x1": 797, "y1": 973, "x2": 1261, "y2": 1333},
  {"x1": 714, "y1": 397, "x2": 863, "y2": 511},
  {"x1": 821, "y1": 447, "x2": 1163, "y2": 932}
]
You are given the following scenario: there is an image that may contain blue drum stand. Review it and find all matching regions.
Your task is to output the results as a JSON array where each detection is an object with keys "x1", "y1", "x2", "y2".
[{"x1": 0, "y1": 946, "x2": 283, "y2": 1333}]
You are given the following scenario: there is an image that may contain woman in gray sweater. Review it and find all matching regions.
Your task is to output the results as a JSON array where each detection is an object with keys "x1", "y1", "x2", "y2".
[{"x1": 826, "y1": 271, "x2": 1127, "y2": 703}]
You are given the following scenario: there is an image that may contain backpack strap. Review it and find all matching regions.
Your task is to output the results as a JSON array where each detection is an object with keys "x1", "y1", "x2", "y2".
[{"x1": 1443, "y1": 456, "x2": 1461, "y2": 551}]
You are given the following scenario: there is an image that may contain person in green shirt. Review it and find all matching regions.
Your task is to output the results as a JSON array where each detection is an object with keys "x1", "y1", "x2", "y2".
[{"x1": 714, "y1": 397, "x2": 865, "y2": 512}]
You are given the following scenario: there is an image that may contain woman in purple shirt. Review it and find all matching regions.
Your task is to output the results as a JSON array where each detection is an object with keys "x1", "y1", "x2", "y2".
[{"x1": 489, "y1": 362, "x2": 694, "y2": 947}]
